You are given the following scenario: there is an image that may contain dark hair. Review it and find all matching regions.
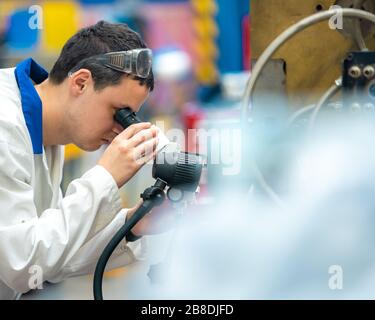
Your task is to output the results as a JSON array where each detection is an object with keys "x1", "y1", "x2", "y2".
[{"x1": 49, "y1": 21, "x2": 154, "y2": 91}]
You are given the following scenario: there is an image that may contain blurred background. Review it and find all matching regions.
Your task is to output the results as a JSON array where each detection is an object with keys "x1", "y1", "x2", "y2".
[
  {"x1": 0, "y1": 0, "x2": 250, "y2": 208},
  {"x1": 3, "y1": 0, "x2": 375, "y2": 299}
]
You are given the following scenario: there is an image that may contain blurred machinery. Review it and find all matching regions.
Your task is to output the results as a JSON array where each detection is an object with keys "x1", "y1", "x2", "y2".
[
  {"x1": 240, "y1": 1, "x2": 375, "y2": 207},
  {"x1": 342, "y1": 51, "x2": 375, "y2": 111},
  {"x1": 250, "y1": 0, "x2": 375, "y2": 112},
  {"x1": 191, "y1": 1, "x2": 375, "y2": 203}
]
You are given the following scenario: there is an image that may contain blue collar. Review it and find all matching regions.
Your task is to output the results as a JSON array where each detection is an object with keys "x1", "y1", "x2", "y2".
[{"x1": 15, "y1": 58, "x2": 48, "y2": 154}]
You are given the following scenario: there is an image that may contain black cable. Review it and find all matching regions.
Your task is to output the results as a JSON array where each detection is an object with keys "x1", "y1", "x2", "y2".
[
  {"x1": 93, "y1": 199, "x2": 154, "y2": 300},
  {"x1": 92, "y1": 152, "x2": 202, "y2": 299}
]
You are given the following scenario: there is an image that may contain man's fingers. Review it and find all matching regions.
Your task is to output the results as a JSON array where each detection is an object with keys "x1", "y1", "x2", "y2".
[
  {"x1": 133, "y1": 137, "x2": 158, "y2": 161},
  {"x1": 128, "y1": 126, "x2": 158, "y2": 148},
  {"x1": 120, "y1": 122, "x2": 152, "y2": 140},
  {"x1": 136, "y1": 149, "x2": 157, "y2": 167}
]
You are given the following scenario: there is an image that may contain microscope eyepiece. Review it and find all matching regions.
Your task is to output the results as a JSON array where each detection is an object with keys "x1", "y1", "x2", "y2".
[{"x1": 114, "y1": 107, "x2": 142, "y2": 129}]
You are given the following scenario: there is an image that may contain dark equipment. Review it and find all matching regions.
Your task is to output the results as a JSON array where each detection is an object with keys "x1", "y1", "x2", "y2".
[
  {"x1": 93, "y1": 108, "x2": 203, "y2": 300},
  {"x1": 343, "y1": 51, "x2": 375, "y2": 112}
]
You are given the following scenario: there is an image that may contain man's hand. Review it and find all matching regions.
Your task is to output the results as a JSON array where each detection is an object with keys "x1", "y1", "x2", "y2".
[
  {"x1": 126, "y1": 199, "x2": 179, "y2": 237},
  {"x1": 98, "y1": 122, "x2": 159, "y2": 188}
]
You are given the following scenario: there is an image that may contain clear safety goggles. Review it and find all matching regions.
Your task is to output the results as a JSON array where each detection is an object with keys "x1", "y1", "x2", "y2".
[{"x1": 68, "y1": 48, "x2": 152, "y2": 79}]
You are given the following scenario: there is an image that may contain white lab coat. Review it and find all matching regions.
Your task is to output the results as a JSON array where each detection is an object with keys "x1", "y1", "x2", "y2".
[{"x1": 0, "y1": 64, "x2": 153, "y2": 299}]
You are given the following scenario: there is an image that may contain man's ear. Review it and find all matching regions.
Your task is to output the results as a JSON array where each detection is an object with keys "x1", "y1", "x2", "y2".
[{"x1": 69, "y1": 69, "x2": 92, "y2": 95}]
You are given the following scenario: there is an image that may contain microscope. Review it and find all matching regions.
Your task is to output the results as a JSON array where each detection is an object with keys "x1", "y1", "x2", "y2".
[{"x1": 93, "y1": 108, "x2": 204, "y2": 300}]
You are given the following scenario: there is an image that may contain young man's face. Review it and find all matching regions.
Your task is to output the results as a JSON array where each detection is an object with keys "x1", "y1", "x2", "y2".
[{"x1": 65, "y1": 73, "x2": 150, "y2": 151}]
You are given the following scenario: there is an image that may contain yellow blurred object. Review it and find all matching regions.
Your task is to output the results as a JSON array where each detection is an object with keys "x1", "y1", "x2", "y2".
[
  {"x1": 42, "y1": 1, "x2": 79, "y2": 53},
  {"x1": 191, "y1": 0, "x2": 217, "y2": 16},
  {"x1": 64, "y1": 144, "x2": 83, "y2": 162},
  {"x1": 195, "y1": 63, "x2": 218, "y2": 84},
  {"x1": 193, "y1": 41, "x2": 218, "y2": 60},
  {"x1": 87, "y1": 267, "x2": 126, "y2": 280},
  {"x1": 104, "y1": 267, "x2": 126, "y2": 278},
  {"x1": 191, "y1": 0, "x2": 219, "y2": 85},
  {"x1": 192, "y1": 16, "x2": 218, "y2": 38},
  {"x1": 0, "y1": 1, "x2": 27, "y2": 16}
]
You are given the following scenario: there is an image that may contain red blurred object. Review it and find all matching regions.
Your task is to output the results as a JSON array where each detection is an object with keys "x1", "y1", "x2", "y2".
[
  {"x1": 182, "y1": 103, "x2": 204, "y2": 153},
  {"x1": 242, "y1": 15, "x2": 251, "y2": 71},
  {"x1": 182, "y1": 103, "x2": 205, "y2": 154},
  {"x1": 140, "y1": 2, "x2": 196, "y2": 61},
  {"x1": 182, "y1": 103, "x2": 210, "y2": 202}
]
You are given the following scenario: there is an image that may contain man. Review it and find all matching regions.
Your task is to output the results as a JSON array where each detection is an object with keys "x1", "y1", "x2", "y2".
[{"x1": 0, "y1": 21, "x2": 173, "y2": 299}]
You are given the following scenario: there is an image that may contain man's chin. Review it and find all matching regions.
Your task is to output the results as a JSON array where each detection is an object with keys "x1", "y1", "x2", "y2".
[{"x1": 77, "y1": 142, "x2": 104, "y2": 152}]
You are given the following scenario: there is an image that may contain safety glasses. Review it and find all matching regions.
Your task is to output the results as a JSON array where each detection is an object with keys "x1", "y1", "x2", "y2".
[{"x1": 68, "y1": 48, "x2": 152, "y2": 79}]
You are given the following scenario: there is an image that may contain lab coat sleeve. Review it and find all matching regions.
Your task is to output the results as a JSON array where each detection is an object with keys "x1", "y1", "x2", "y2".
[
  {"x1": 48, "y1": 209, "x2": 147, "y2": 283},
  {"x1": 0, "y1": 137, "x2": 134, "y2": 294}
]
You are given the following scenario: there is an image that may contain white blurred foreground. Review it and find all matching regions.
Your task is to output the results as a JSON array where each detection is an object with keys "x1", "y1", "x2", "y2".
[{"x1": 130, "y1": 118, "x2": 375, "y2": 299}]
